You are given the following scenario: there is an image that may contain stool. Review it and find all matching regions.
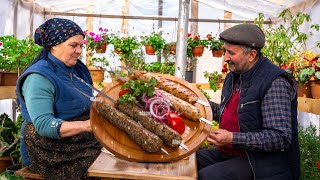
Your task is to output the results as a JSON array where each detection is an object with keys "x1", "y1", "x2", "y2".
[{"x1": 15, "y1": 167, "x2": 44, "y2": 180}]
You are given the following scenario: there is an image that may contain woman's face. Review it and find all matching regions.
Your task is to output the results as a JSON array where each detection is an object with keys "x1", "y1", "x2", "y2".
[{"x1": 51, "y1": 34, "x2": 84, "y2": 67}]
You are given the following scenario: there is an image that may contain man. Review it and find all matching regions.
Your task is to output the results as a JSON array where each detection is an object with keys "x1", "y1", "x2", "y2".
[{"x1": 196, "y1": 24, "x2": 300, "y2": 180}]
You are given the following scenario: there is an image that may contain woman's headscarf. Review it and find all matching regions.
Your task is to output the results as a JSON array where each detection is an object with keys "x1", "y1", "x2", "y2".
[{"x1": 31, "y1": 18, "x2": 85, "y2": 65}]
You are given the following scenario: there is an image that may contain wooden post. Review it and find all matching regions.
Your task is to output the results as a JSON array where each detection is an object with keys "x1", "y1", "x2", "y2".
[
  {"x1": 190, "y1": 0, "x2": 199, "y2": 36},
  {"x1": 86, "y1": 6, "x2": 93, "y2": 66},
  {"x1": 223, "y1": 10, "x2": 232, "y2": 31}
]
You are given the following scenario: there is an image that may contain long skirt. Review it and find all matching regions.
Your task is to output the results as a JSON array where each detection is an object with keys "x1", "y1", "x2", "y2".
[{"x1": 24, "y1": 123, "x2": 102, "y2": 180}]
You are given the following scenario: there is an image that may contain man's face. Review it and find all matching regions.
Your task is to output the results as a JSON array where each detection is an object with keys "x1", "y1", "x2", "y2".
[{"x1": 223, "y1": 43, "x2": 257, "y2": 74}]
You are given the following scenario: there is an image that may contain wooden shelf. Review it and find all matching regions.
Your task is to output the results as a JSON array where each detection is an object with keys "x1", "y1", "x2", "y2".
[
  {"x1": 0, "y1": 86, "x2": 16, "y2": 100},
  {"x1": 298, "y1": 97, "x2": 320, "y2": 115}
]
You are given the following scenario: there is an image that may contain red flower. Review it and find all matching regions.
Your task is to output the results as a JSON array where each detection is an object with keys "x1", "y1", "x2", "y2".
[
  {"x1": 0, "y1": 41, "x2": 2, "y2": 46},
  {"x1": 222, "y1": 64, "x2": 228, "y2": 73},
  {"x1": 206, "y1": 34, "x2": 212, "y2": 39},
  {"x1": 316, "y1": 161, "x2": 320, "y2": 170},
  {"x1": 193, "y1": 36, "x2": 199, "y2": 40},
  {"x1": 187, "y1": 33, "x2": 191, "y2": 37}
]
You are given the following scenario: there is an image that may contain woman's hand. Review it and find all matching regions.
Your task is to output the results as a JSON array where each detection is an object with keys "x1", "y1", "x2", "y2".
[
  {"x1": 59, "y1": 119, "x2": 92, "y2": 138},
  {"x1": 207, "y1": 129, "x2": 233, "y2": 147}
]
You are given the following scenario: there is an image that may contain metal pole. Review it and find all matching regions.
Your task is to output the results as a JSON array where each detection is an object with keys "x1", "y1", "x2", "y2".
[{"x1": 175, "y1": 0, "x2": 190, "y2": 79}]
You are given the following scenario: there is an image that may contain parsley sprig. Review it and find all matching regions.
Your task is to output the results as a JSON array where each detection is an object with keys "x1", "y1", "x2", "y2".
[{"x1": 118, "y1": 77, "x2": 158, "y2": 104}]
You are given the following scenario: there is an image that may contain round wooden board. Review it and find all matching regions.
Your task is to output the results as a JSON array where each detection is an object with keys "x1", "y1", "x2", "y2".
[{"x1": 90, "y1": 73, "x2": 212, "y2": 162}]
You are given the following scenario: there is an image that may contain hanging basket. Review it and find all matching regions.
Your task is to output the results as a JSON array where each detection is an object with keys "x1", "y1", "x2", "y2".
[
  {"x1": 145, "y1": 44, "x2": 155, "y2": 55},
  {"x1": 192, "y1": 46, "x2": 204, "y2": 57},
  {"x1": 212, "y1": 49, "x2": 224, "y2": 57},
  {"x1": 95, "y1": 42, "x2": 107, "y2": 53}
]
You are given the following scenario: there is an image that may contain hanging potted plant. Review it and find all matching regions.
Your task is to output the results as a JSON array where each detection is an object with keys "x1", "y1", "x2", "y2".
[
  {"x1": 84, "y1": 27, "x2": 110, "y2": 54},
  {"x1": 109, "y1": 33, "x2": 145, "y2": 70},
  {"x1": 0, "y1": 35, "x2": 41, "y2": 86},
  {"x1": 141, "y1": 30, "x2": 166, "y2": 56},
  {"x1": 187, "y1": 33, "x2": 209, "y2": 57},
  {"x1": 207, "y1": 34, "x2": 224, "y2": 57}
]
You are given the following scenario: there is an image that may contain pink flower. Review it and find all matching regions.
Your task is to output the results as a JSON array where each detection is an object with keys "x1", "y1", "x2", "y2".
[
  {"x1": 99, "y1": 27, "x2": 103, "y2": 31},
  {"x1": 93, "y1": 35, "x2": 102, "y2": 42},
  {"x1": 0, "y1": 41, "x2": 2, "y2": 46},
  {"x1": 83, "y1": 40, "x2": 87, "y2": 44},
  {"x1": 89, "y1": 32, "x2": 95, "y2": 37},
  {"x1": 83, "y1": 31, "x2": 87, "y2": 35}
]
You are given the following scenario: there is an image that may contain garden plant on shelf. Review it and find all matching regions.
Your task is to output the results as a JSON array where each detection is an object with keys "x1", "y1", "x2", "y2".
[
  {"x1": 203, "y1": 71, "x2": 222, "y2": 92},
  {"x1": 141, "y1": 30, "x2": 166, "y2": 56},
  {"x1": 0, "y1": 35, "x2": 41, "y2": 73},
  {"x1": 84, "y1": 27, "x2": 110, "y2": 54},
  {"x1": 297, "y1": 51, "x2": 320, "y2": 84}
]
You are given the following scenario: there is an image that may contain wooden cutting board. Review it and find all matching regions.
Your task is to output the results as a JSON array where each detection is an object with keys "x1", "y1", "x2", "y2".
[{"x1": 90, "y1": 73, "x2": 212, "y2": 162}]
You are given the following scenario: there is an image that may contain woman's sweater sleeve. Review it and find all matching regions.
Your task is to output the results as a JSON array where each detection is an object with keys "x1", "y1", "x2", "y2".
[{"x1": 22, "y1": 73, "x2": 64, "y2": 139}]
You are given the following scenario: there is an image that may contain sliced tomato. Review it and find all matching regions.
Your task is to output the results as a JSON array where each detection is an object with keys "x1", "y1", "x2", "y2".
[
  {"x1": 167, "y1": 112, "x2": 185, "y2": 135},
  {"x1": 119, "y1": 89, "x2": 130, "y2": 97}
]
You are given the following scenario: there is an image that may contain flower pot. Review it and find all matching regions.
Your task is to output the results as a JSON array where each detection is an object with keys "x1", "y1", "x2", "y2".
[
  {"x1": 185, "y1": 71, "x2": 194, "y2": 83},
  {"x1": 145, "y1": 44, "x2": 155, "y2": 55},
  {"x1": 169, "y1": 45, "x2": 176, "y2": 55},
  {"x1": 297, "y1": 82, "x2": 312, "y2": 98},
  {"x1": 192, "y1": 46, "x2": 204, "y2": 57},
  {"x1": 114, "y1": 49, "x2": 123, "y2": 54},
  {"x1": 95, "y1": 42, "x2": 107, "y2": 53},
  {"x1": 212, "y1": 49, "x2": 224, "y2": 57},
  {"x1": 310, "y1": 78, "x2": 320, "y2": 99},
  {"x1": 0, "y1": 71, "x2": 19, "y2": 86},
  {"x1": 88, "y1": 67, "x2": 105, "y2": 83},
  {"x1": 0, "y1": 156, "x2": 13, "y2": 173}
]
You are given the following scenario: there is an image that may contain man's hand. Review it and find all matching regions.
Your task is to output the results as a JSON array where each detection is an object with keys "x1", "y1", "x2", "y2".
[{"x1": 207, "y1": 129, "x2": 233, "y2": 147}]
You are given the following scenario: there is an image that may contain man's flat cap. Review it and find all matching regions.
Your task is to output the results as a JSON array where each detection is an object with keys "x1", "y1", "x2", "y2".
[{"x1": 219, "y1": 24, "x2": 265, "y2": 49}]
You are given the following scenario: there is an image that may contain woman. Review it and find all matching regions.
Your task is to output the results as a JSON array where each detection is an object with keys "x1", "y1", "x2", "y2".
[{"x1": 16, "y1": 18, "x2": 102, "y2": 179}]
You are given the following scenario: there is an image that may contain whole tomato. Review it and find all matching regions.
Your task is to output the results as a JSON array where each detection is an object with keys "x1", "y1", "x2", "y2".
[
  {"x1": 119, "y1": 89, "x2": 130, "y2": 97},
  {"x1": 167, "y1": 112, "x2": 185, "y2": 135}
]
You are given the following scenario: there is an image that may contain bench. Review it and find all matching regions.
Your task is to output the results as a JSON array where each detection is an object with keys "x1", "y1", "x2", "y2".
[{"x1": 15, "y1": 167, "x2": 44, "y2": 180}]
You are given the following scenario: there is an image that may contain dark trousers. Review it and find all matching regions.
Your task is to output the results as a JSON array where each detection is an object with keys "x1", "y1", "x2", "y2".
[{"x1": 196, "y1": 148, "x2": 253, "y2": 180}]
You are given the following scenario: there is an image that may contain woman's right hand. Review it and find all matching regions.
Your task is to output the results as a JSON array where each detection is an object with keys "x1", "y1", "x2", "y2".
[{"x1": 59, "y1": 119, "x2": 92, "y2": 138}]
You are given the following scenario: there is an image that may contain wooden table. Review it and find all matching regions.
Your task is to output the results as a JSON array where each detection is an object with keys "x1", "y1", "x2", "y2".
[{"x1": 87, "y1": 151, "x2": 197, "y2": 180}]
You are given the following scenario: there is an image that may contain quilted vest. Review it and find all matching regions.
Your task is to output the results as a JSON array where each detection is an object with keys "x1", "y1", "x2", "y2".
[{"x1": 220, "y1": 56, "x2": 300, "y2": 180}]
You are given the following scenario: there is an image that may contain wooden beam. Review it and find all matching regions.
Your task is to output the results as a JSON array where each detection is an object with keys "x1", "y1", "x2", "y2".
[
  {"x1": 121, "y1": 0, "x2": 129, "y2": 34},
  {"x1": 44, "y1": 11, "x2": 272, "y2": 24},
  {"x1": 190, "y1": 0, "x2": 199, "y2": 35}
]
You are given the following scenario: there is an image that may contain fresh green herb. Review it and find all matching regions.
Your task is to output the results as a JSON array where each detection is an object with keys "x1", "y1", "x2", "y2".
[{"x1": 118, "y1": 77, "x2": 158, "y2": 104}]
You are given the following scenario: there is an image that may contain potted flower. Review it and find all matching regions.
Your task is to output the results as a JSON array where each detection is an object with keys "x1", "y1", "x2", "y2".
[
  {"x1": 0, "y1": 35, "x2": 41, "y2": 86},
  {"x1": 88, "y1": 56, "x2": 110, "y2": 83},
  {"x1": 187, "y1": 33, "x2": 209, "y2": 57},
  {"x1": 254, "y1": 9, "x2": 320, "y2": 68},
  {"x1": 203, "y1": 71, "x2": 222, "y2": 92},
  {"x1": 297, "y1": 54, "x2": 320, "y2": 99},
  {"x1": 109, "y1": 34, "x2": 144, "y2": 70},
  {"x1": 141, "y1": 30, "x2": 166, "y2": 55},
  {"x1": 0, "y1": 113, "x2": 23, "y2": 172},
  {"x1": 84, "y1": 27, "x2": 110, "y2": 54},
  {"x1": 206, "y1": 34, "x2": 224, "y2": 57},
  {"x1": 109, "y1": 34, "x2": 140, "y2": 55}
]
